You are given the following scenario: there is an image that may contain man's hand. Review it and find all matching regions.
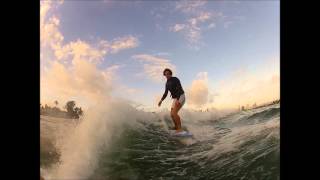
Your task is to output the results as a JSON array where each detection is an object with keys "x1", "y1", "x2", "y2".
[{"x1": 158, "y1": 100, "x2": 162, "y2": 107}]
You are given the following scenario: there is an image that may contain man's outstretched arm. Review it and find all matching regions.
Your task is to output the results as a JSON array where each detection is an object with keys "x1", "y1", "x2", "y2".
[{"x1": 158, "y1": 86, "x2": 168, "y2": 106}]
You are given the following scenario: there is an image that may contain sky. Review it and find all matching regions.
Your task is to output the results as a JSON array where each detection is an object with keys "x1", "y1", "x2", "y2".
[{"x1": 40, "y1": 0, "x2": 280, "y2": 111}]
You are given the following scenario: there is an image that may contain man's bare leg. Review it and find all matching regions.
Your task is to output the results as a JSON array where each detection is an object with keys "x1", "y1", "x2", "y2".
[
  {"x1": 172, "y1": 101, "x2": 182, "y2": 132},
  {"x1": 170, "y1": 109, "x2": 178, "y2": 130}
]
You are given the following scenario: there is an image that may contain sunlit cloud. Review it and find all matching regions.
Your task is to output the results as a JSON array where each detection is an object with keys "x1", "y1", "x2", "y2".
[
  {"x1": 40, "y1": 1, "x2": 64, "y2": 52},
  {"x1": 186, "y1": 72, "x2": 210, "y2": 109},
  {"x1": 54, "y1": 40, "x2": 107, "y2": 63},
  {"x1": 54, "y1": 36, "x2": 138, "y2": 64},
  {"x1": 132, "y1": 54, "x2": 176, "y2": 83},
  {"x1": 208, "y1": 57, "x2": 280, "y2": 110},
  {"x1": 109, "y1": 36, "x2": 139, "y2": 53},
  {"x1": 170, "y1": 11, "x2": 219, "y2": 47},
  {"x1": 170, "y1": 1, "x2": 224, "y2": 49},
  {"x1": 41, "y1": 0, "x2": 278, "y2": 111},
  {"x1": 171, "y1": 24, "x2": 186, "y2": 32},
  {"x1": 184, "y1": 56, "x2": 280, "y2": 110},
  {"x1": 40, "y1": 0, "x2": 139, "y2": 107},
  {"x1": 212, "y1": 73, "x2": 280, "y2": 109}
]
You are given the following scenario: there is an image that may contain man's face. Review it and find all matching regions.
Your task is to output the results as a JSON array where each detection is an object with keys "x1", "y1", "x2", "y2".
[{"x1": 164, "y1": 71, "x2": 172, "y2": 79}]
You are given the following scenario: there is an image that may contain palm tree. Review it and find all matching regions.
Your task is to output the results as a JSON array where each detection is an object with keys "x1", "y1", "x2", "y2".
[
  {"x1": 65, "y1": 101, "x2": 76, "y2": 118},
  {"x1": 54, "y1": 100, "x2": 58, "y2": 107},
  {"x1": 78, "y1": 108, "x2": 83, "y2": 116}
]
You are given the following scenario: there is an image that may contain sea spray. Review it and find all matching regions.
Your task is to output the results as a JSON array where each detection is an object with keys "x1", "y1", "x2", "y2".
[{"x1": 43, "y1": 98, "x2": 155, "y2": 179}]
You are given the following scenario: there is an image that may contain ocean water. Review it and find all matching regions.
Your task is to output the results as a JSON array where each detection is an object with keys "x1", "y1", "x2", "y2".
[{"x1": 41, "y1": 101, "x2": 279, "y2": 180}]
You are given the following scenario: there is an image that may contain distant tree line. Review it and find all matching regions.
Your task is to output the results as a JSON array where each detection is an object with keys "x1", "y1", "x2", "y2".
[{"x1": 40, "y1": 100, "x2": 83, "y2": 119}]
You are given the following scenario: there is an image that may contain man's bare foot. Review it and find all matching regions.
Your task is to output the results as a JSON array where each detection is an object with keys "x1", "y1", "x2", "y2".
[{"x1": 175, "y1": 128, "x2": 183, "y2": 133}]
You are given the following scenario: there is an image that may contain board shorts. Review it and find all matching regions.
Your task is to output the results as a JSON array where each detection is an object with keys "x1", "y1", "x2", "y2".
[{"x1": 172, "y1": 93, "x2": 186, "y2": 108}]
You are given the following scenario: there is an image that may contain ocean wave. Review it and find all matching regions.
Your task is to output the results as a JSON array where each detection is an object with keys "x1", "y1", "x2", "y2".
[{"x1": 41, "y1": 102, "x2": 280, "y2": 180}]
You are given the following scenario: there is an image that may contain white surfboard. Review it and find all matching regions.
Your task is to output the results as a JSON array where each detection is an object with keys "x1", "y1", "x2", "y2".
[{"x1": 169, "y1": 130, "x2": 193, "y2": 137}]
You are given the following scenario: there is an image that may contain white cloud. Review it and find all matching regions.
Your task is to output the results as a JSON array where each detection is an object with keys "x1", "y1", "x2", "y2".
[
  {"x1": 53, "y1": 36, "x2": 138, "y2": 64},
  {"x1": 102, "y1": 64, "x2": 123, "y2": 82},
  {"x1": 40, "y1": 1, "x2": 51, "y2": 23},
  {"x1": 152, "y1": 1, "x2": 223, "y2": 49},
  {"x1": 171, "y1": 0, "x2": 210, "y2": 42},
  {"x1": 109, "y1": 36, "x2": 139, "y2": 53},
  {"x1": 41, "y1": 10, "x2": 64, "y2": 51},
  {"x1": 40, "y1": 0, "x2": 139, "y2": 107},
  {"x1": 184, "y1": 57, "x2": 280, "y2": 110},
  {"x1": 213, "y1": 73, "x2": 280, "y2": 109},
  {"x1": 175, "y1": 0, "x2": 207, "y2": 14},
  {"x1": 41, "y1": 59, "x2": 117, "y2": 108},
  {"x1": 154, "y1": 52, "x2": 171, "y2": 56},
  {"x1": 208, "y1": 57, "x2": 280, "y2": 109},
  {"x1": 54, "y1": 39, "x2": 107, "y2": 63},
  {"x1": 132, "y1": 54, "x2": 176, "y2": 82},
  {"x1": 41, "y1": 1, "x2": 139, "y2": 64},
  {"x1": 170, "y1": 11, "x2": 215, "y2": 46},
  {"x1": 186, "y1": 72, "x2": 210, "y2": 109},
  {"x1": 170, "y1": 2, "x2": 227, "y2": 49},
  {"x1": 197, "y1": 12, "x2": 211, "y2": 22},
  {"x1": 171, "y1": 24, "x2": 186, "y2": 32}
]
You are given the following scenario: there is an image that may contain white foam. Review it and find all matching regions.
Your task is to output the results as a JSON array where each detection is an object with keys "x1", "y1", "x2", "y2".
[{"x1": 42, "y1": 98, "x2": 156, "y2": 179}]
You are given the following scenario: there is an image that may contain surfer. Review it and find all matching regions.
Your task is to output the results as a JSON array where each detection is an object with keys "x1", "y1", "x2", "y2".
[{"x1": 158, "y1": 68, "x2": 186, "y2": 133}]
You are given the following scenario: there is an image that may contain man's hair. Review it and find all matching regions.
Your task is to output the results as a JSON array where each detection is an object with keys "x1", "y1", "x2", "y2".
[{"x1": 163, "y1": 68, "x2": 173, "y2": 76}]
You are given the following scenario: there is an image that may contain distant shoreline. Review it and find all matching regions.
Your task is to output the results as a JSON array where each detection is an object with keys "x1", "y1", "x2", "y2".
[
  {"x1": 40, "y1": 100, "x2": 83, "y2": 119},
  {"x1": 244, "y1": 99, "x2": 280, "y2": 111}
]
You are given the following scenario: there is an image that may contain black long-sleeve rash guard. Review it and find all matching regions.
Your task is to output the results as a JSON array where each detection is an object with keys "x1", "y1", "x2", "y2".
[{"x1": 161, "y1": 77, "x2": 185, "y2": 101}]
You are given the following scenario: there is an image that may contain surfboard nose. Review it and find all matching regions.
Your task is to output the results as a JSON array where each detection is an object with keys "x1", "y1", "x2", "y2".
[{"x1": 170, "y1": 130, "x2": 193, "y2": 137}]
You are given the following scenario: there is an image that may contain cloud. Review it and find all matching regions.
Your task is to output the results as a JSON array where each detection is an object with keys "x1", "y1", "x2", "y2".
[
  {"x1": 170, "y1": 11, "x2": 216, "y2": 47},
  {"x1": 53, "y1": 35, "x2": 138, "y2": 64},
  {"x1": 41, "y1": 1, "x2": 138, "y2": 64},
  {"x1": 109, "y1": 36, "x2": 139, "y2": 53},
  {"x1": 40, "y1": 1, "x2": 138, "y2": 108},
  {"x1": 41, "y1": 59, "x2": 117, "y2": 108},
  {"x1": 209, "y1": 57, "x2": 280, "y2": 109},
  {"x1": 54, "y1": 40, "x2": 107, "y2": 63},
  {"x1": 186, "y1": 72, "x2": 210, "y2": 108},
  {"x1": 102, "y1": 64, "x2": 123, "y2": 82},
  {"x1": 171, "y1": 24, "x2": 186, "y2": 32},
  {"x1": 197, "y1": 12, "x2": 211, "y2": 22},
  {"x1": 213, "y1": 74, "x2": 280, "y2": 109},
  {"x1": 132, "y1": 54, "x2": 176, "y2": 82},
  {"x1": 41, "y1": 2, "x2": 64, "y2": 51},
  {"x1": 152, "y1": 1, "x2": 224, "y2": 48},
  {"x1": 40, "y1": 1, "x2": 65, "y2": 77},
  {"x1": 171, "y1": 1, "x2": 224, "y2": 49},
  {"x1": 175, "y1": 0, "x2": 207, "y2": 14},
  {"x1": 185, "y1": 57, "x2": 280, "y2": 110},
  {"x1": 154, "y1": 52, "x2": 171, "y2": 57}
]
